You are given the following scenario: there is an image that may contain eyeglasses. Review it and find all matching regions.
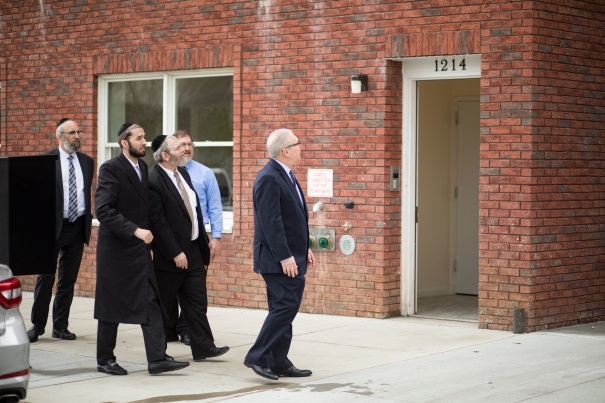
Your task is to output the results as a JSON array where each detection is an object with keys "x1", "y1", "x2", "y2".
[
  {"x1": 180, "y1": 142, "x2": 193, "y2": 148},
  {"x1": 284, "y1": 141, "x2": 301, "y2": 150},
  {"x1": 61, "y1": 130, "x2": 83, "y2": 136}
]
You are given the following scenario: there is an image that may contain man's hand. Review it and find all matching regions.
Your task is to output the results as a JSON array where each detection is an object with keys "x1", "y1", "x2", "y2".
[
  {"x1": 134, "y1": 228, "x2": 153, "y2": 244},
  {"x1": 209, "y1": 238, "x2": 221, "y2": 261},
  {"x1": 307, "y1": 248, "x2": 316, "y2": 269},
  {"x1": 281, "y1": 256, "x2": 298, "y2": 278},
  {"x1": 173, "y1": 252, "x2": 188, "y2": 270}
]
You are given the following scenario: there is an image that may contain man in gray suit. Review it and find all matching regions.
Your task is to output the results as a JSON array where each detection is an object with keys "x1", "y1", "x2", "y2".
[{"x1": 28, "y1": 118, "x2": 94, "y2": 343}]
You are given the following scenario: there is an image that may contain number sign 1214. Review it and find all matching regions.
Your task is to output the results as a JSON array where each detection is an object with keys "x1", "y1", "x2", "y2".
[{"x1": 435, "y1": 58, "x2": 466, "y2": 72}]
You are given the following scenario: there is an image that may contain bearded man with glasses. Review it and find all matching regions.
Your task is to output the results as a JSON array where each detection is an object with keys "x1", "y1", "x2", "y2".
[{"x1": 28, "y1": 118, "x2": 94, "y2": 343}]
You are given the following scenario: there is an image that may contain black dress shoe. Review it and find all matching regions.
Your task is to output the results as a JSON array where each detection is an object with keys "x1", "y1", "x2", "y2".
[
  {"x1": 148, "y1": 359, "x2": 190, "y2": 375},
  {"x1": 273, "y1": 366, "x2": 312, "y2": 377},
  {"x1": 193, "y1": 346, "x2": 230, "y2": 361},
  {"x1": 180, "y1": 334, "x2": 190, "y2": 346},
  {"x1": 244, "y1": 361, "x2": 278, "y2": 381},
  {"x1": 97, "y1": 360, "x2": 128, "y2": 376},
  {"x1": 27, "y1": 326, "x2": 44, "y2": 343},
  {"x1": 52, "y1": 328, "x2": 76, "y2": 340}
]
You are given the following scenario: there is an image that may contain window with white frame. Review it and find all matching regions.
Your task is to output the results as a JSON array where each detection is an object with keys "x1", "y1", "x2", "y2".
[{"x1": 98, "y1": 68, "x2": 234, "y2": 229}]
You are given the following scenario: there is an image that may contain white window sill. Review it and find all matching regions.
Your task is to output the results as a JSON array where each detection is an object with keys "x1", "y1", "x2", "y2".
[{"x1": 92, "y1": 213, "x2": 233, "y2": 235}]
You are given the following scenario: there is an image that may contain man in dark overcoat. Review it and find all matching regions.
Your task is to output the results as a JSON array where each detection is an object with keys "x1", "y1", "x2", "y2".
[
  {"x1": 94, "y1": 123, "x2": 189, "y2": 376},
  {"x1": 243, "y1": 128, "x2": 316, "y2": 380},
  {"x1": 148, "y1": 134, "x2": 229, "y2": 361}
]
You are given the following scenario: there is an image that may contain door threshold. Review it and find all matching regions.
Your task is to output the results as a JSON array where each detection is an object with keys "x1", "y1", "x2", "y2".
[{"x1": 413, "y1": 314, "x2": 478, "y2": 324}]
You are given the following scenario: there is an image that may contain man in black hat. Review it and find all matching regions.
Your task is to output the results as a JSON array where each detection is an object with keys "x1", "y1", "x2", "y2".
[
  {"x1": 28, "y1": 118, "x2": 94, "y2": 343},
  {"x1": 94, "y1": 123, "x2": 189, "y2": 376},
  {"x1": 148, "y1": 134, "x2": 229, "y2": 362}
]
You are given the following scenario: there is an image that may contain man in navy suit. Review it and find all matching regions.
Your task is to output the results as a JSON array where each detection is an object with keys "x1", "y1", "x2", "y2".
[
  {"x1": 244, "y1": 128, "x2": 316, "y2": 380},
  {"x1": 28, "y1": 118, "x2": 94, "y2": 343}
]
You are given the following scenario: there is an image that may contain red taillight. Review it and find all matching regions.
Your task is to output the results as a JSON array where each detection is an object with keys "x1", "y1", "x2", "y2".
[
  {"x1": 0, "y1": 368, "x2": 29, "y2": 379},
  {"x1": 0, "y1": 277, "x2": 22, "y2": 309}
]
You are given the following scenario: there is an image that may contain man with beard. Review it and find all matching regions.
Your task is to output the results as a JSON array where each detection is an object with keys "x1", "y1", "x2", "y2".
[
  {"x1": 148, "y1": 134, "x2": 229, "y2": 362},
  {"x1": 94, "y1": 124, "x2": 189, "y2": 376},
  {"x1": 167, "y1": 130, "x2": 224, "y2": 345},
  {"x1": 28, "y1": 118, "x2": 94, "y2": 343}
]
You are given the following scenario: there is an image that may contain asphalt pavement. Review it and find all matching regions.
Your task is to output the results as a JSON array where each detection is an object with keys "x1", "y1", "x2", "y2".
[{"x1": 18, "y1": 292, "x2": 605, "y2": 403}]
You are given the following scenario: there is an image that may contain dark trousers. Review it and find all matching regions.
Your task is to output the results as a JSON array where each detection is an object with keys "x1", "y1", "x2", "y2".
[
  {"x1": 31, "y1": 217, "x2": 85, "y2": 331},
  {"x1": 168, "y1": 302, "x2": 188, "y2": 339},
  {"x1": 96, "y1": 279, "x2": 166, "y2": 364},
  {"x1": 166, "y1": 297, "x2": 188, "y2": 340},
  {"x1": 156, "y1": 243, "x2": 215, "y2": 357},
  {"x1": 245, "y1": 273, "x2": 305, "y2": 371},
  {"x1": 164, "y1": 241, "x2": 199, "y2": 340}
]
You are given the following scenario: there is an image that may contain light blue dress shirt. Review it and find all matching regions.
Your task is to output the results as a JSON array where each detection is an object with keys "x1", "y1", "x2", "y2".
[{"x1": 184, "y1": 159, "x2": 224, "y2": 239}]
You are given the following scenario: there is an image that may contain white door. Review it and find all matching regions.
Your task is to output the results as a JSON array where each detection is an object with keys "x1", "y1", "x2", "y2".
[{"x1": 454, "y1": 99, "x2": 480, "y2": 295}]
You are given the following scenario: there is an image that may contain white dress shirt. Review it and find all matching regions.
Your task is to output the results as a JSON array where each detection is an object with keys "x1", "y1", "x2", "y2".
[
  {"x1": 158, "y1": 164, "x2": 199, "y2": 241},
  {"x1": 59, "y1": 147, "x2": 85, "y2": 219}
]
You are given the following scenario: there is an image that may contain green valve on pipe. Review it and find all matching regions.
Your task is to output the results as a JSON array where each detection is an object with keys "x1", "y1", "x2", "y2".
[{"x1": 318, "y1": 237, "x2": 332, "y2": 249}]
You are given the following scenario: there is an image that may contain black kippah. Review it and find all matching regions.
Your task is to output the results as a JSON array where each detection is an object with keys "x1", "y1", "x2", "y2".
[
  {"x1": 151, "y1": 135, "x2": 167, "y2": 153},
  {"x1": 117, "y1": 122, "x2": 134, "y2": 137},
  {"x1": 57, "y1": 118, "x2": 72, "y2": 128}
]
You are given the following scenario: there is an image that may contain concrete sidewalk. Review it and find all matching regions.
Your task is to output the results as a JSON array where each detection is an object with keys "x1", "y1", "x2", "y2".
[{"x1": 19, "y1": 292, "x2": 605, "y2": 403}]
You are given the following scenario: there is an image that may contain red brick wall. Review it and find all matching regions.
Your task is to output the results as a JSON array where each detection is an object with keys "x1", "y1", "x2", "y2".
[
  {"x1": 477, "y1": 1, "x2": 605, "y2": 331},
  {"x1": 2, "y1": 0, "x2": 604, "y2": 330}
]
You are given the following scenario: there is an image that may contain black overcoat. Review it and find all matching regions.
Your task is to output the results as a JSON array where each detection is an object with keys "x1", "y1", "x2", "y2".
[{"x1": 94, "y1": 153, "x2": 158, "y2": 324}]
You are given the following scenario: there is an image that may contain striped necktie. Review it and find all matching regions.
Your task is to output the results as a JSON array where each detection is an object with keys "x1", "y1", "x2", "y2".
[{"x1": 67, "y1": 155, "x2": 78, "y2": 222}]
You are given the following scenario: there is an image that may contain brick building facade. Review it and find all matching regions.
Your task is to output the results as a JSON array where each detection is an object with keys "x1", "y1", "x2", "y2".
[{"x1": 1, "y1": 0, "x2": 603, "y2": 332}]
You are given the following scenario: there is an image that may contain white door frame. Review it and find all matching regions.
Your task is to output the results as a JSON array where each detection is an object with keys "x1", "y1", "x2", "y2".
[{"x1": 398, "y1": 55, "x2": 481, "y2": 316}]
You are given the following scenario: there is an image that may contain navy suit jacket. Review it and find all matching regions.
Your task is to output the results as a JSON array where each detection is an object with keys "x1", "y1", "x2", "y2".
[
  {"x1": 253, "y1": 159, "x2": 309, "y2": 276},
  {"x1": 47, "y1": 148, "x2": 94, "y2": 243}
]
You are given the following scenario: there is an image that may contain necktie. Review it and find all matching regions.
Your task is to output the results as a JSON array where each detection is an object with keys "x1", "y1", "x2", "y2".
[
  {"x1": 289, "y1": 170, "x2": 303, "y2": 204},
  {"x1": 175, "y1": 171, "x2": 196, "y2": 238},
  {"x1": 135, "y1": 165, "x2": 142, "y2": 181},
  {"x1": 67, "y1": 155, "x2": 78, "y2": 222}
]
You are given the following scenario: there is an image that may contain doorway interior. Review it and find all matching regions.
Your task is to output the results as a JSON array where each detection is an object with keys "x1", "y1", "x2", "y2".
[{"x1": 409, "y1": 78, "x2": 480, "y2": 322}]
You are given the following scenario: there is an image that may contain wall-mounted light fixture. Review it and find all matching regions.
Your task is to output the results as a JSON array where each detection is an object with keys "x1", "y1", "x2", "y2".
[{"x1": 350, "y1": 74, "x2": 368, "y2": 94}]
